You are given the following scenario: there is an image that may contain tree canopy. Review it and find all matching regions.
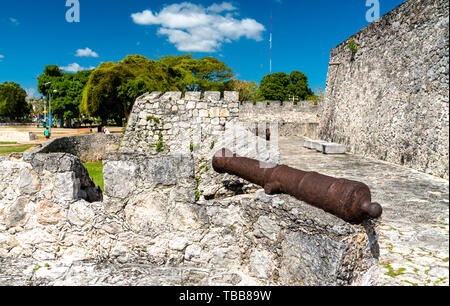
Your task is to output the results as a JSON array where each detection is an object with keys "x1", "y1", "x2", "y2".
[
  {"x1": 37, "y1": 65, "x2": 92, "y2": 126},
  {"x1": 0, "y1": 82, "x2": 31, "y2": 120},
  {"x1": 229, "y1": 80, "x2": 259, "y2": 102},
  {"x1": 258, "y1": 71, "x2": 314, "y2": 101},
  {"x1": 80, "y1": 54, "x2": 234, "y2": 124}
]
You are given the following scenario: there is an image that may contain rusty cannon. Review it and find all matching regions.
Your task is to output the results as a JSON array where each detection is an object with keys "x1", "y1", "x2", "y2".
[{"x1": 212, "y1": 148, "x2": 382, "y2": 224}]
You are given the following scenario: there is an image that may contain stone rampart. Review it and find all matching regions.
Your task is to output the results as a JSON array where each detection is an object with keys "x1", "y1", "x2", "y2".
[
  {"x1": 120, "y1": 91, "x2": 240, "y2": 154},
  {"x1": 0, "y1": 90, "x2": 380, "y2": 286},
  {"x1": 0, "y1": 149, "x2": 379, "y2": 285},
  {"x1": 320, "y1": 0, "x2": 449, "y2": 179},
  {"x1": 32, "y1": 134, "x2": 121, "y2": 163},
  {"x1": 239, "y1": 100, "x2": 320, "y2": 139}
]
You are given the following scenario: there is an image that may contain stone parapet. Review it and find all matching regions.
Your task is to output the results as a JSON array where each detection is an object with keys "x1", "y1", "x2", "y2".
[{"x1": 31, "y1": 134, "x2": 122, "y2": 163}]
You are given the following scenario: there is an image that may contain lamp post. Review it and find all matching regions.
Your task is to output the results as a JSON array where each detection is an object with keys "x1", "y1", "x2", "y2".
[
  {"x1": 51, "y1": 89, "x2": 57, "y2": 129},
  {"x1": 44, "y1": 82, "x2": 57, "y2": 131},
  {"x1": 45, "y1": 82, "x2": 51, "y2": 129}
]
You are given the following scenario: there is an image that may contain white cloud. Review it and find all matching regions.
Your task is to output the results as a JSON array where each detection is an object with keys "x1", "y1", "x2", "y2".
[
  {"x1": 131, "y1": 2, "x2": 265, "y2": 52},
  {"x1": 0, "y1": 55, "x2": 4, "y2": 62},
  {"x1": 207, "y1": 2, "x2": 237, "y2": 13},
  {"x1": 60, "y1": 63, "x2": 96, "y2": 73},
  {"x1": 9, "y1": 17, "x2": 20, "y2": 26},
  {"x1": 75, "y1": 48, "x2": 99, "y2": 58}
]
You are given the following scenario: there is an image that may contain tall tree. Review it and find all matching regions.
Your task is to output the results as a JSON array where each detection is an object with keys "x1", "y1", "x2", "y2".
[
  {"x1": 0, "y1": 82, "x2": 31, "y2": 120},
  {"x1": 258, "y1": 71, "x2": 314, "y2": 101},
  {"x1": 37, "y1": 65, "x2": 92, "y2": 127},
  {"x1": 259, "y1": 72, "x2": 291, "y2": 101},
  {"x1": 80, "y1": 61, "x2": 136, "y2": 126},
  {"x1": 80, "y1": 54, "x2": 235, "y2": 124},
  {"x1": 287, "y1": 71, "x2": 313, "y2": 100}
]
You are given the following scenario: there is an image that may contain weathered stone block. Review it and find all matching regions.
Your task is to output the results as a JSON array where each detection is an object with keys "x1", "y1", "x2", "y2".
[
  {"x1": 256, "y1": 101, "x2": 267, "y2": 109},
  {"x1": 282, "y1": 102, "x2": 293, "y2": 110},
  {"x1": 269, "y1": 101, "x2": 281, "y2": 109},
  {"x1": 248, "y1": 192, "x2": 379, "y2": 286},
  {"x1": 322, "y1": 143, "x2": 347, "y2": 154},
  {"x1": 185, "y1": 92, "x2": 201, "y2": 100},
  {"x1": 204, "y1": 91, "x2": 221, "y2": 101},
  {"x1": 220, "y1": 109, "x2": 230, "y2": 117},
  {"x1": 199, "y1": 109, "x2": 209, "y2": 118},
  {"x1": 160, "y1": 92, "x2": 182, "y2": 101},
  {"x1": 103, "y1": 153, "x2": 196, "y2": 213},
  {"x1": 224, "y1": 91, "x2": 239, "y2": 102},
  {"x1": 186, "y1": 101, "x2": 196, "y2": 109}
]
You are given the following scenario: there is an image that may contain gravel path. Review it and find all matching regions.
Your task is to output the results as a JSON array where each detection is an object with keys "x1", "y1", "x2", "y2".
[{"x1": 278, "y1": 137, "x2": 449, "y2": 286}]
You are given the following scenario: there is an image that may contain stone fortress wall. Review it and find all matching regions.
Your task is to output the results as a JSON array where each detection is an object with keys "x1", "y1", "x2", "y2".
[
  {"x1": 1, "y1": 0, "x2": 448, "y2": 285},
  {"x1": 239, "y1": 100, "x2": 319, "y2": 122},
  {"x1": 320, "y1": 0, "x2": 449, "y2": 179},
  {"x1": 120, "y1": 91, "x2": 320, "y2": 156},
  {"x1": 120, "y1": 91, "x2": 240, "y2": 154},
  {"x1": 0, "y1": 91, "x2": 379, "y2": 286},
  {"x1": 239, "y1": 100, "x2": 320, "y2": 139}
]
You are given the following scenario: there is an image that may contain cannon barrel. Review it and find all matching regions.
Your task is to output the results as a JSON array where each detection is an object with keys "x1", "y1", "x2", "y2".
[{"x1": 212, "y1": 148, "x2": 382, "y2": 224}]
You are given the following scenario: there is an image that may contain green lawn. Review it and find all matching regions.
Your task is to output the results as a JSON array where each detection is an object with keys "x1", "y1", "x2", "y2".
[
  {"x1": 0, "y1": 142, "x2": 17, "y2": 145},
  {"x1": 84, "y1": 162, "x2": 104, "y2": 192},
  {"x1": 0, "y1": 144, "x2": 35, "y2": 156}
]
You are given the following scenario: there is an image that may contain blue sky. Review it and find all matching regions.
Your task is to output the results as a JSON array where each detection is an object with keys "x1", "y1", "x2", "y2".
[{"x1": 0, "y1": 0, "x2": 405, "y2": 97}]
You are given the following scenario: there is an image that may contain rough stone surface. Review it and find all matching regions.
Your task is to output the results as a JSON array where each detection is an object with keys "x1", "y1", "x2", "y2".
[
  {"x1": 0, "y1": 146, "x2": 379, "y2": 286},
  {"x1": 31, "y1": 134, "x2": 122, "y2": 163},
  {"x1": 120, "y1": 91, "x2": 240, "y2": 155},
  {"x1": 320, "y1": 0, "x2": 449, "y2": 179},
  {"x1": 0, "y1": 192, "x2": 378, "y2": 286},
  {"x1": 102, "y1": 152, "x2": 196, "y2": 216}
]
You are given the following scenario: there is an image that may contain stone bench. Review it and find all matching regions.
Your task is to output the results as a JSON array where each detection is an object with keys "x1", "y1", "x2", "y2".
[{"x1": 303, "y1": 138, "x2": 347, "y2": 154}]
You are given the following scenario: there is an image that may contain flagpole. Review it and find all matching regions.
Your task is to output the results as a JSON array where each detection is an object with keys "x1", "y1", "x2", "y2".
[{"x1": 270, "y1": 13, "x2": 273, "y2": 74}]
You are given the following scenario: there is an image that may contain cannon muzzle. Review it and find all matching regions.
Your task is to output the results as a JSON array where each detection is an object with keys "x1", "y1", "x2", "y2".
[{"x1": 212, "y1": 148, "x2": 382, "y2": 224}]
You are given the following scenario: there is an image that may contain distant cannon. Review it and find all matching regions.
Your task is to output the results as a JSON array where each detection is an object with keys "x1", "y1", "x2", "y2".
[{"x1": 212, "y1": 148, "x2": 382, "y2": 224}]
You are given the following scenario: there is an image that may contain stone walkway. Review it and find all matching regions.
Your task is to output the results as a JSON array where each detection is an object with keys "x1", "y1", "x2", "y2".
[{"x1": 278, "y1": 137, "x2": 449, "y2": 286}]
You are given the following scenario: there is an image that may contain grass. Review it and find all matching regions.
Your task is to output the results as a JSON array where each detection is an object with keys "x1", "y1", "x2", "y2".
[
  {"x1": 0, "y1": 142, "x2": 17, "y2": 145},
  {"x1": 83, "y1": 162, "x2": 104, "y2": 192},
  {"x1": 381, "y1": 262, "x2": 407, "y2": 278},
  {"x1": 0, "y1": 144, "x2": 35, "y2": 156}
]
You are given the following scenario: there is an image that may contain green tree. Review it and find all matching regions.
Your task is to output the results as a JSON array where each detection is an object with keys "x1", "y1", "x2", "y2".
[
  {"x1": 80, "y1": 60, "x2": 142, "y2": 126},
  {"x1": 259, "y1": 72, "x2": 291, "y2": 101},
  {"x1": 0, "y1": 82, "x2": 31, "y2": 120},
  {"x1": 80, "y1": 54, "x2": 235, "y2": 124},
  {"x1": 287, "y1": 71, "x2": 313, "y2": 100},
  {"x1": 175, "y1": 56, "x2": 234, "y2": 91},
  {"x1": 37, "y1": 65, "x2": 92, "y2": 127},
  {"x1": 258, "y1": 71, "x2": 313, "y2": 101}
]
